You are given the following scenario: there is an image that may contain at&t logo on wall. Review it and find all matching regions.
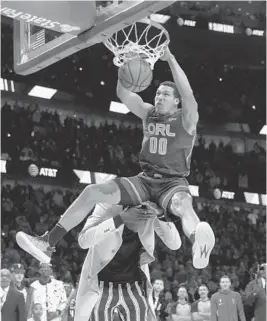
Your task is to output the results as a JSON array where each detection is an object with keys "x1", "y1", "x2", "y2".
[{"x1": 28, "y1": 164, "x2": 58, "y2": 178}]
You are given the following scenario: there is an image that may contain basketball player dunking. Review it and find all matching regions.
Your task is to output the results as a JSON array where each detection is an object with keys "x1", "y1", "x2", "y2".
[{"x1": 16, "y1": 47, "x2": 215, "y2": 269}]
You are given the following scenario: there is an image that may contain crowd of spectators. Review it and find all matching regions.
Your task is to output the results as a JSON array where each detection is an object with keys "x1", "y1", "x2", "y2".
[
  {"x1": 171, "y1": 0, "x2": 266, "y2": 24},
  {"x1": 2, "y1": 101, "x2": 266, "y2": 193},
  {"x1": 1, "y1": 182, "x2": 266, "y2": 320}
]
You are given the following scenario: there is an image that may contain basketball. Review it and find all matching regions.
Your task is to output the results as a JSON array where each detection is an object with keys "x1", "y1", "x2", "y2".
[{"x1": 118, "y1": 57, "x2": 153, "y2": 93}]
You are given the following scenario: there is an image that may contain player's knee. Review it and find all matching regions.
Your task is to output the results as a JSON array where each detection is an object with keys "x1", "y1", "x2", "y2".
[
  {"x1": 170, "y1": 191, "x2": 192, "y2": 217},
  {"x1": 83, "y1": 180, "x2": 120, "y2": 202}
]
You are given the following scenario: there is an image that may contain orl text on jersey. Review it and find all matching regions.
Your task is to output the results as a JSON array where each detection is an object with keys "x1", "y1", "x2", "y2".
[{"x1": 147, "y1": 123, "x2": 175, "y2": 137}]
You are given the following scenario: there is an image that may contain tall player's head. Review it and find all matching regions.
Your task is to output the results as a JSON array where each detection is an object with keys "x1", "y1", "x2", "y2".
[
  {"x1": 220, "y1": 275, "x2": 231, "y2": 291},
  {"x1": 155, "y1": 81, "x2": 180, "y2": 115}
]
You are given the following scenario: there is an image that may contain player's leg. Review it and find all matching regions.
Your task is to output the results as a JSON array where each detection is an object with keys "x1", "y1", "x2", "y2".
[
  {"x1": 169, "y1": 191, "x2": 215, "y2": 269},
  {"x1": 159, "y1": 180, "x2": 215, "y2": 269},
  {"x1": 16, "y1": 180, "x2": 120, "y2": 263},
  {"x1": 60, "y1": 175, "x2": 148, "y2": 235},
  {"x1": 16, "y1": 176, "x2": 148, "y2": 263}
]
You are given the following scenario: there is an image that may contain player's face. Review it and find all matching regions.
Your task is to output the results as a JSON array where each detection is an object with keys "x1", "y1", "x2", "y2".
[
  {"x1": 155, "y1": 85, "x2": 179, "y2": 114},
  {"x1": 153, "y1": 280, "x2": 164, "y2": 293},
  {"x1": 13, "y1": 271, "x2": 24, "y2": 283},
  {"x1": 220, "y1": 278, "x2": 231, "y2": 290},
  {"x1": 177, "y1": 287, "x2": 187, "y2": 299},
  {"x1": 198, "y1": 286, "x2": 208, "y2": 298}
]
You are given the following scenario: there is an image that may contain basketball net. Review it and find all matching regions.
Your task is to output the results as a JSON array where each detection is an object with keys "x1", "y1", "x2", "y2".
[{"x1": 104, "y1": 18, "x2": 169, "y2": 70}]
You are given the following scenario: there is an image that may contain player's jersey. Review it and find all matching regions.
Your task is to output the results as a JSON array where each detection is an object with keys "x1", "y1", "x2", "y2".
[
  {"x1": 191, "y1": 299, "x2": 211, "y2": 314},
  {"x1": 139, "y1": 108, "x2": 196, "y2": 177}
]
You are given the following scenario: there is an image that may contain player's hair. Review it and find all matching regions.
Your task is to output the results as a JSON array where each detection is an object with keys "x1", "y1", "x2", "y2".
[
  {"x1": 198, "y1": 283, "x2": 209, "y2": 291},
  {"x1": 178, "y1": 285, "x2": 188, "y2": 291},
  {"x1": 159, "y1": 81, "x2": 180, "y2": 99},
  {"x1": 32, "y1": 303, "x2": 42, "y2": 308},
  {"x1": 153, "y1": 278, "x2": 164, "y2": 284},
  {"x1": 220, "y1": 275, "x2": 231, "y2": 282}
]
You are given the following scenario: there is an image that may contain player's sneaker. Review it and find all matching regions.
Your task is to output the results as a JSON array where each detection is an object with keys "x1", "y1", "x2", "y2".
[
  {"x1": 16, "y1": 231, "x2": 55, "y2": 264},
  {"x1": 192, "y1": 222, "x2": 215, "y2": 269}
]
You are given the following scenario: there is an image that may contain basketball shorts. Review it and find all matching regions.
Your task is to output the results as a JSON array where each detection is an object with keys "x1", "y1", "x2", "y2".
[
  {"x1": 114, "y1": 172, "x2": 190, "y2": 210},
  {"x1": 90, "y1": 281, "x2": 148, "y2": 321}
]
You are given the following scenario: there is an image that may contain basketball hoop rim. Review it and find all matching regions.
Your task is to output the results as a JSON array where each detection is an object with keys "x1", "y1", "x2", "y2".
[
  {"x1": 103, "y1": 17, "x2": 170, "y2": 69},
  {"x1": 139, "y1": 17, "x2": 170, "y2": 42},
  {"x1": 103, "y1": 17, "x2": 170, "y2": 46}
]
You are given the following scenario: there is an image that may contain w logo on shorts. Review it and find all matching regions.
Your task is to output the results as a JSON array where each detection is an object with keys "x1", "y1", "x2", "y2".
[{"x1": 200, "y1": 244, "x2": 210, "y2": 259}]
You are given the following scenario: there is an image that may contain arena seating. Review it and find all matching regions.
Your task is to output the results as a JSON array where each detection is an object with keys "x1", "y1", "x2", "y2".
[{"x1": 2, "y1": 101, "x2": 266, "y2": 193}]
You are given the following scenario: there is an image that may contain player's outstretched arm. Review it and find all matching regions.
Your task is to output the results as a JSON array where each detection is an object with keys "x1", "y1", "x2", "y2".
[
  {"x1": 117, "y1": 80, "x2": 153, "y2": 120},
  {"x1": 161, "y1": 47, "x2": 199, "y2": 133}
]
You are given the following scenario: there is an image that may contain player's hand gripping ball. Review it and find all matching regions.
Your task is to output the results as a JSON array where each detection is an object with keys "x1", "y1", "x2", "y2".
[{"x1": 118, "y1": 57, "x2": 153, "y2": 93}]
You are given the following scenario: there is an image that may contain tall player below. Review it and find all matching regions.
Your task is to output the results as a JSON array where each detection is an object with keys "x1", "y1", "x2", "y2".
[{"x1": 16, "y1": 47, "x2": 215, "y2": 269}]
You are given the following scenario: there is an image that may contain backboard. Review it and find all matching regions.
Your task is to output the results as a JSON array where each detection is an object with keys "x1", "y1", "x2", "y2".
[{"x1": 1, "y1": 1, "x2": 176, "y2": 75}]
